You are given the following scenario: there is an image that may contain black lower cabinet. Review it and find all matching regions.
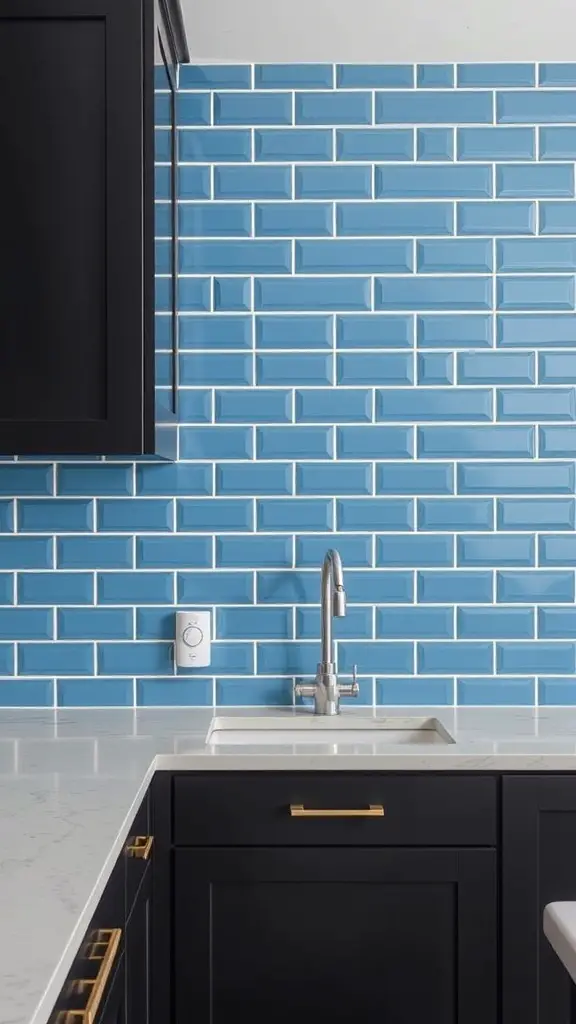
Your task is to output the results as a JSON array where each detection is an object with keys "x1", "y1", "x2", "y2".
[
  {"x1": 126, "y1": 864, "x2": 152, "y2": 1024},
  {"x1": 174, "y1": 846, "x2": 497, "y2": 1024},
  {"x1": 99, "y1": 955, "x2": 126, "y2": 1024},
  {"x1": 503, "y1": 776, "x2": 576, "y2": 1024}
]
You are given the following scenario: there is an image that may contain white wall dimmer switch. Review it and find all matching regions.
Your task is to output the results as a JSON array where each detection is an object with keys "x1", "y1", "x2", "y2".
[{"x1": 175, "y1": 610, "x2": 211, "y2": 668}]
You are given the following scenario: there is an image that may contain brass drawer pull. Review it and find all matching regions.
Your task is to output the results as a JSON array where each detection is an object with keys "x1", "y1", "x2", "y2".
[
  {"x1": 57, "y1": 928, "x2": 122, "y2": 1024},
  {"x1": 125, "y1": 834, "x2": 154, "y2": 859},
  {"x1": 289, "y1": 804, "x2": 384, "y2": 818}
]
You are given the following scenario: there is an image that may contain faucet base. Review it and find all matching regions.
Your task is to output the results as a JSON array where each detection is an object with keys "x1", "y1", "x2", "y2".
[{"x1": 294, "y1": 665, "x2": 359, "y2": 716}]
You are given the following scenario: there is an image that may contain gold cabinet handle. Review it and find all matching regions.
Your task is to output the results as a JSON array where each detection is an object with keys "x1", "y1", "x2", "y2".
[
  {"x1": 58, "y1": 928, "x2": 122, "y2": 1024},
  {"x1": 289, "y1": 804, "x2": 384, "y2": 818},
  {"x1": 125, "y1": 834, "x2": 154, "y2": 859}
]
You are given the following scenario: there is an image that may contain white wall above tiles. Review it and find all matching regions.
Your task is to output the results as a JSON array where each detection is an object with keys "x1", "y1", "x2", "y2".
[{"x1": 184, "y1": 0, "x2": 576, "y2": 63}]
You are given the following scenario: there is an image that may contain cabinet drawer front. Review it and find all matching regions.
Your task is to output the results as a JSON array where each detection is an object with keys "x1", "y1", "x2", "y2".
[
  {"x1": 125, "y1": 789, "x2": 152, "y2": 917},
  {"x1": 173, "y1": 773, "x2": 497, "y2": 846}
]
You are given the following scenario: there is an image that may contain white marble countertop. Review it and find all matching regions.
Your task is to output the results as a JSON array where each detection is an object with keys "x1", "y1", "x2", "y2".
[
  {"x1": 544, "y1": 902, "x2": 576, "y2": 986},
  {"x1": 6, "y1": 704, "x2": 576, "y2": 1024}
]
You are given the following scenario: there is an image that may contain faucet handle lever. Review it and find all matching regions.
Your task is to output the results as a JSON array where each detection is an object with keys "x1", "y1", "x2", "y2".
[{"x1": 339, "y1": 665, "x2": 359, "y2": 700}]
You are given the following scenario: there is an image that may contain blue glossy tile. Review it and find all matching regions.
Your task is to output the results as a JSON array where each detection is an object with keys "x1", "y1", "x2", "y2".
[
  {"x1": 457, "y1": 201, "x2": 535, "y2": 236},
  {"x1": 377, "y1": 534, "x2": 453, "y2": 567},
  {"x1": 418, "y1": 353, "x2": 454, "y2": 385},
  {"x1": 498, "y1": 314, "x2": 576, "y2": 348},
  {"x1": 256, "y1": 570, "x2": 318, "y2": 605},
  {"x1": 417, "y1": 64, "x2": 454, "y2": 87},
  {"x1": 377, "y1": 388, "x2": 492, "y2": 421},
  {"x1": 180, "y1": 239, "x2": 291, "y2": 274},
  {"x1": 539, "y1": 353, "x2": 576, "y2": 383},
  {"x1": 345, "y1": 570, "x2": 414, "y2": 604},
  {"x1": 257, "y1": 425, "x2": 333, "y2": 460},
  {"x1": 337, "y1": 315, "x2": 413, "y2": 349},
  {"x1": 417, "y1": 314, "x2": 492, "y2": 348},
  {"x1": 497, "y1": 91, "x2": 576, "y2": 123},
  {"x1": 97, "y1": 499, "x2": 172, "y2": 532},
  {"x1": 57, "y1": 678, "x2": 133, "y2": 707},
  {"x1": 339, "y1": 641, "x2": 413, "y2": 675},
  {"x1": 216, "y1": 463, "x2": 292, "y2": 496},
  {"x1": 0, "y1": 679, "x2": 52, "y2": 707},
  {"x1": 181, "y1": 641, "x2": 254, "y2": 676},
  {"x1": 177, "y1": 499, "x2": 253, "y2": 532},
  {"x1": 177, "y1": 391, "x2": 212, "y2": 423},
  {"x1": 256, "y1": 642, "x2": 318, "y2": 675},
  {"x1": 255, "y1": 277, "x2": 371, "y2": 312},
  {"x1": 539, "y1": 63, "x2": 576, "y2": 86},
  {"x1": 295, "y1": 535, "x2": 372, "y2": 567},
  {"x1": 57, "y1": 537, "x2": 132, "y2": 569},
  {"x1": 97, "y1": 642, "x2": 172, "y2": 676},
  {"x1": 416, "y1": 238, "x2": 492, "y2": 273},
  {"x1": 337, "y1": 426, "x2": 412, "y2": 459},
  {"x1": 458, "y1": 63, "x2": 535, "y2": 87},
  {"x1": 297, "y1": 607, "x2": 373, "y2": 640},
  {"x1": 136, "y1": 464, "x2": 212, "y2": 496},
  {"x1": 417, "y1": 570, "x2": 493, "y2": 604},
  {"x1": 179, "y1": 129, "x2": 251, "y2": 162},
  {"x1": 257, "y1": 498, "x2": 332, "y2": 531},
  {"x1": 0, "y1": 647, "x2": 13, "y2": 675},
  {"x1": 257, "y1": 315, "x2": 332, "y2": 349},
  {"x1": 58, "y1": 609, "x2": 133, "y2": 640},
  {"x1": 17, "y1": 499, "x2": 92, "y2": 533},
  {"x1": 136, "y1": 536, "x2": 211, "y2": 568},
  {"x1": 418, "y1": 498, "x2": 493, "y2": 531},
  {"x1": 180, "y1": 65, "x2": 252, "y2": 89},
  {"x1": 540, "y1": 127, "x2": 576, "y2": 161},
  {"x1": 0, "y1": 538, "x2": 51, "y2": 569},
  {"x1": 296, "y1": 166, "x2": 372, "y2": 199},
  {"x1": 458, "y1": 127, "x2": 535, "y2": 160},
  {"x1": 19, "y1": 643, "x2": 94, "y2": 676},
  {"x1": 216, "y1": 677, "x2": 292, "y2": 707},
  {"x1": 178, "y1": 571, "x2": 253, "y2": 605},
  {"x1": 337, "y1": 498, "x2": 413, "y2": 532},
  {"x1": 498, "y1": 238, "x2": 576, "y2": 273},
  {"x1": 216, "y1": 535, "x2": 292, "y2": 568},
  {"x1": 256, "y1": 64, "x2": 333, "y2": 89},
  {"x1": 338, "y1": 352, "x2": 413, "y2": 386},
  {"x1": 496, "y1": 164, "x2": 574, "y2": 198},
  {"x1": 458, "y1": 352, "x2": 535, "y2": 385},
  {"x1": 419, "y1": 425, "x2": 534, "y2": 459},
  {"x1": 215, "y1": 166, "x2": 291, "y2": 199},
  {"x1": 337, "y1": 129, "x2": 413, "y2": 161},
  {"x1": 255, "y1": 129, "x2": 333, "y2": 161},
  {"x1": 214, "y1": 92, "x2": 292, "y2": 125},
  {"x1": 458, "y1": 677, "x2": 535, "y2": 706},
  {"x1": 296, "y1": 92, "x2": 372, "y2": 125},
  {"x1": 458, "y1": 461, "x2": 575, "y2": 495},
  {"x1": 136, "y1": 609, "x2": 179, "y2": 640},
  {"x1": 216, "y1": 389, "x2": 292, "y2": 423},
  {"x1": 295, "y1": 389, "x2": 372, "y2": 422},
  {"x1": 57, "y1": 465, "x2": 132, "y2": 496},
  {"x1": 540, "y1": 534, "x2": 576, "y2": 566},
  {"x1": 337, "y1": 64, "x2": 413, "y2": 88},
  {"x1": 0, "y1": 575, "x2": 13, "y2": 605},
  {"x1": 179, "y1": 203, "x2": 251, "y2": 238},
  {"x1": 176, "y1": 93, "x2": 210, "y2": 125},
  {"x1": 458, "y1": 607, "x2": 534, "y2": 639},
  {"x1": 376, "y1": 164, "x2": 491, "y2": 198},
  {"x1": 498, "y1": 498, "x2": 575, "y2": 531},
  {"x1": 497, "y1": 641, "x2": 576, "y2": 674},
  {"x1": 539, "y1": 678, "x2": 576, "y2": 705},
  {"x1": 218, "y1": 607, "x2": 291, "y2": 639},
  {"x1": 376, "y1": 677, "x2": 453, "y2": 706},
  {"x1": 457, "y1": 534, "x2": 535, "y2": 567},
  {"x1": 377, "y1": 607, "x2": 453, "y2": 639},
  {"x1": 179, "y1": 426, "x2": 252, "y2": 459},
  {"x1": 136, "y1": 678, "x2": 213, "y2": 706},
  {"x1": 98, "y1": 572, "x2": 175, "y2": 605},
  {"x1": 18, "y1": 571, "x2": 92, "y2": 605},
  {"x1": 497, "y1": 276, "x2": 575, "y2": 311},
  {"x1": 376, "y1": 462, "x2": 454, "y2": 495},
  {"x1": 0, "y1": 465, "x2": 52, "y2": 496},
  {"x1": 376, "y1": 91, "x2": 492, "y2": 124},
  {"x1": 376, "y1": 276, "x2": 492, "y2": 311},
  {"x1": 337, "y1": 201, "x2": 453, "y2": 237},
  {"x1": 0, "y1": 609, "x2": 52, "y2": 640},
  {"x1": 296, "y1": 463, "x2": 373, "y2": 496},
  {"x1": 418, "y1": 641, "x2": 493, "y2": 675},
  {"x1": 540, "y1": 202, "x2": 576, "y2": 235},
  {"x1": 213, "y1": 279, "x2": 251, "y2": 312},
  {"x1": 416, "y1": 127, "x2": 453, "y2": 161},
  {"x1": 256, "y1": 203, "x2": 333, "y2": 237},
  {"x1": 498, "y1": 387, "x2": 576, "y2": 421},
  {"x1": 256, "y1": 353, "x2": 332, "y2": 386},
  {"x1": 172, "y1": 278, "x2": 211, "y2": 312},
  {"x1": 178, "y1": 166, "x2": 211, "y2": 199},
  {"x1": 540, "y1": 425, "x2": 576, "y2": 456},
  {"x1": 179, "y1": 319, "x2": 252, "y2": 350},
  {"x1": 539, "y1": 607, "x2": 576, "y2": 639},
  {"x1": 296, "y1": 239, "x2": 412, "y2": 274}
]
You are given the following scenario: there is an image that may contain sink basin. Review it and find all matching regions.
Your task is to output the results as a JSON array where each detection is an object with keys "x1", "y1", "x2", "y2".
[{"x1": 206, "y1": 716, "x2": 454, "y2": 746}]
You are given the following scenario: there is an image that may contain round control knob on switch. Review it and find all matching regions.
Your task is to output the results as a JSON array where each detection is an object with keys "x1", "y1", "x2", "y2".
[{"x1": 183, "y1": 625, "x2": 203, "y2": 648}]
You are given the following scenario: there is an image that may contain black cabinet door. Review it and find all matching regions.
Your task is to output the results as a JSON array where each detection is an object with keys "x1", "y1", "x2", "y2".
[
  {"x1": 126, "y1": 864, "x2": 152, "y2": 1024},
  {"x1": 0, "y1": 0, "x2": 144, "y2": 454},
  {"x1": 503, "y1": 776, "x2": 576, "y2": 1024},
  {"x1": 99, "y1": 956, "x2": 126, "y2": 1024},
  {"x1": 174, "y1": 847, "x2": 497, "y2": 1024}
]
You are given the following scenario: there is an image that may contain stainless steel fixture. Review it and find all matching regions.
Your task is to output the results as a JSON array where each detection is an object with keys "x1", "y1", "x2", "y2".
[{"x1": 295, "y1": 549, "x2": 359, "y2": 715}]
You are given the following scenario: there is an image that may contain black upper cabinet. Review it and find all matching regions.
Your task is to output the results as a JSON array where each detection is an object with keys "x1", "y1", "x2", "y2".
[{"x1": 0, "y1": 0, "x2": 188, "y2": 456}]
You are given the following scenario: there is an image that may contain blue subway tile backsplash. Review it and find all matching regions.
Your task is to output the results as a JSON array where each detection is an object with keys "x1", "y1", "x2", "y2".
[{"x1": 4, "y1": 62, "x2": 576, "y2": 708}]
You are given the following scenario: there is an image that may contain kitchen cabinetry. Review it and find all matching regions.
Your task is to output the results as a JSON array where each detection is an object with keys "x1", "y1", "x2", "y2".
[{"x1": 0, "y1": 0, "x2": 187, "y2": 457}]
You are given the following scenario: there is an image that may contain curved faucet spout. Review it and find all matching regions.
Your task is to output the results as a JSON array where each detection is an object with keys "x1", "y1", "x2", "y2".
[{"x1": 321, "y1": 549, "x2": 346, "y2": 669}]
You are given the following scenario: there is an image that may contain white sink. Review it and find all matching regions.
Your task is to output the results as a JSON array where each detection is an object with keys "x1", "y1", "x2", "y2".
[{"x1": 206, "y1": 715, "x2": 454, "y2": 746}]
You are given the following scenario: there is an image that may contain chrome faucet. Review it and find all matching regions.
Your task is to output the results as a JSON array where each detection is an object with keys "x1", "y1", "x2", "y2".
[{"x1": 295, "y1": 549, "x2": 359, "y2": 715}]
